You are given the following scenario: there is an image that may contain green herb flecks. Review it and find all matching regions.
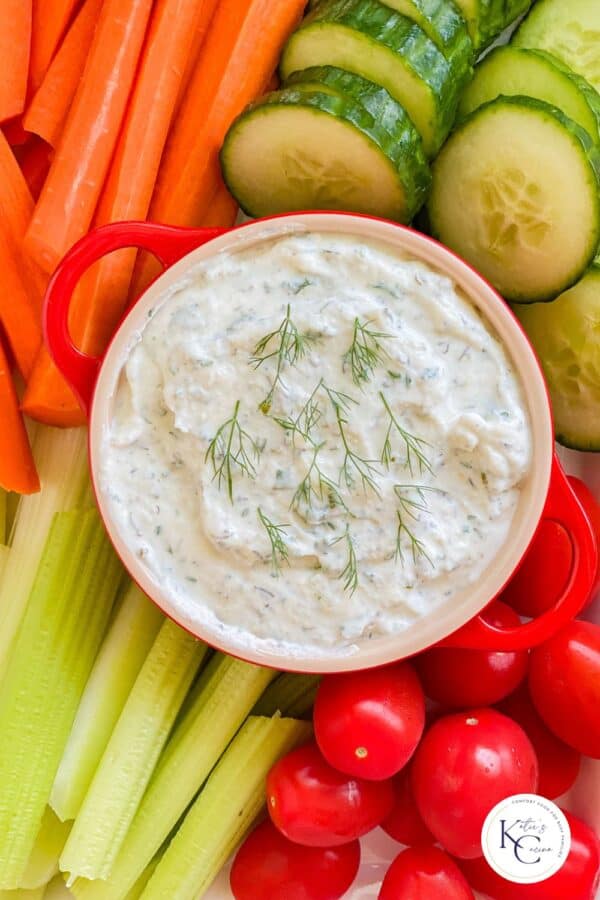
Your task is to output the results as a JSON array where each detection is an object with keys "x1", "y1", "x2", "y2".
[
  {"x1": 205, "y1": 400, "x2": 262, "y2": 503},
  {"x1": 393, "y1": 484, "x2": 436, "y2": 568},
  {"x1": 273, "y1": 380, "x2": 323, "y2": 447},
  {"x1": 291, "y1": 443, "x2": 350, "y2": 517},
  {"x1": 380, "y1": 392, "x2": 433, "y2": 477},
  {"x1": 257, "y1": 508, "x2": 290, "y2": 575},
  {"x1": 323, "y1": 384, "x2": 381, "y2": 496},
  {"x1": 250, "y1": 304, "x2": 317, "y2": 413},
  {"x1": 331, "y1": 524, "x2": 358, "y2": 594},
  {"x1": 344, "y1": 318, "x2": 392, "y2": 386}
]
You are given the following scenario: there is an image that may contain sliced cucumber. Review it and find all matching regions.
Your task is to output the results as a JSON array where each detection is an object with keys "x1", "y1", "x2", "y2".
[
  {"x1": 458, "y1": 47, "x2": 600, "y2": 143},
  {"x1": 453, "y1": 0, "x2": 533, "y2": 50},
  {"x1": 221, "y1": 87, "x2": 431, "y2": 223},
  {"x1": 514, "y1": 266, "x2": 600, "y2": 451},
  {"x1": 283, "y1": 66, "x2": 428, "y2": 151},
  {"x1": 280, "y1": 0, "x2": 467, "y2": 157},
  {"x1": 368, "y1": 0, "x2": 473, "y2": 67},
  {"x1": 428, "y1": 96, "x2": 600, "y2": 303},
  {"x1": 514, "y1": 0, "x2": 600, "y2": 94}
]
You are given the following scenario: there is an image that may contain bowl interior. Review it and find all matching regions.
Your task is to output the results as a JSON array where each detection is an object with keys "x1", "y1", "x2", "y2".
[{"x1": 90, "y1": 212, "x2": 553, "y2": 672}]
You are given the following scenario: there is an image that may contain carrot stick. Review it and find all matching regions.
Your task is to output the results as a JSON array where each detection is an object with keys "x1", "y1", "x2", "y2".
[
  {"x1": 20, "y1": 347, "x2": 86, "y2": 427},
  {"x1": 28, "y1": 0, "x2": 80, "y2": 94},
  {"x1": 174, "y1": 0, "x2": 220, "y2": 114},
  {"x1": 3, "y1": 117, "x2": 30, "y2": 148},
  {"x1": 0, "y1": 228, "x2": 42, "y2": 380},
  {"x1": 24, "y1": 0, "x2": 103, "y2": 148},
  {"x1": 25, "y1": 0, "x2": 154, "y2": 274},
  {"x1": 73, "y1": 0, "x2": 217, "y2": 358},
  {"x1": 18, "y1": 138, "x2": 51, "y2": 201},
  {"x1": 0, "y1": 0, "x2": 32, "y2": 122},
  {"x1": 147, "y1": 0, "x2": 305, "y2": 231},
  {"x1": 0, "y1": 335, "x2": 39, "y2": 494}
]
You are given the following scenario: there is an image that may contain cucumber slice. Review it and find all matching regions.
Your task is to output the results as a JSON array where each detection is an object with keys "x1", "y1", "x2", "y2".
[
  {"x1": 283, "y1": 66, "x2": 427, "y2": 150},
  {"x1": 514, "y1": 266, "x2": 600, "y2": 451},
  {"x1": 221, "y1": 87, "x2": 431, "y2": 223},
  {"x1": 458, "y1": 47, "x2": 600, "y2": 143},
  {"x1": 428, "y1": 97, "x2": 600, "y2": 303},
  {"x1": 514, "y1": 0, "x2": 600, "y2": 94},
  {"x1": 453, "y1": 0, "x2": 533, "y2": 50},
  {"x1": 367, "y1": 0, "x2": 473, "y2": 66},
  {"x1": 279, "y1": 0, "x2": 466, "y2": 156}
]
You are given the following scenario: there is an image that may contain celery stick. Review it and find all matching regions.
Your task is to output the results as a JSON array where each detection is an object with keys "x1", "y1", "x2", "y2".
[
  {"x1": 252, "y1": 673, "x2": 321, "y2": 719},
  {"x1": 19, "y1": 809, "x2": 71, "y2": 889},
  {"x1": 123, "y1": 856, "x2": 162, "y2": 900},
  {"x1": 0, "y1": 488, "x2": 6, "y2": 544},
  {"x1": 0, "y1": 427, "x2": 89, "y2": 679},
  {"x1": 0, "y1": 887, "x2": 46, "y2": 899},
  {"x1": 51, "y1": 585, "x2": 164, "y2": 821},
  {"x1": 60, "y1": 621, "x2": 207, "y2": 884},
  {"x1": 39, "y1": 878, "x2": 72, "y2": 900},
  {"x1": 70, "y1": 655, "x2": 276, "y2": 900},
  {"x1": 0, "y1": 544, "x2": 9, "y2": 580},
  {"x1": 140, "y1": 716, "x2": 312, "y2": 900},
  {"x1": 0, "y1": 508, "x2": 122, "y2": 889}
]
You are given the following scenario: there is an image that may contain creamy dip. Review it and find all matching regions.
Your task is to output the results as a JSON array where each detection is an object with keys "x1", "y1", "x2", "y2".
[{"x1": 100, "y1": 231, "x2": 532, "y2": 655}]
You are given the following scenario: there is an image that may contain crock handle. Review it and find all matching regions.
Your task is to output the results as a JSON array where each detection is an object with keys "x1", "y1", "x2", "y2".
[
  {"x1": 44, "y1": 221, "x2": 228, "y2": 416},
  {"x1": 438, "y1": 452, "x2": 598, "y2": 651}
]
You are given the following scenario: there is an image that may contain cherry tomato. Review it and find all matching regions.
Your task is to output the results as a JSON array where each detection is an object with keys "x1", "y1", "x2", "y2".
[
  {"x1": 411, "y1": 709, "x2": 538, "y2": 859},
  {"x1": 266, "y1": 742, "x2": 395, "y2": 847},
  {"x1": 497, "y1": 684, "x2": 580, "y2": 799},
  {"x1": 414, "y1": 600, "x2": 529, "y2": 708},
  {"x1": 313, "y1": 662, "x2": 425, "y2": 780},
  {"x1": 381, "y1": 762, "x2": 435, "y2": 846},
  {"x1": 458, "y1": 811, "x2": 600, "y2": 900},
  {"x1": 230, "y1": 819, "x2": 361, "y2": 900},
  {"x1": 379, "y1": 846, "x2": 475, "y2": 899},
  {"x1": 529, "y1": 620, "x2": 600, "y2": 759}
]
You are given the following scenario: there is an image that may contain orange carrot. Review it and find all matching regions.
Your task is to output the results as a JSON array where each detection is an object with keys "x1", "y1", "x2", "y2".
[
  {"x1": 0, "y1": 335, "x2": 39, "y2": 493},
  {"x1": 0, "y1": 0, "x2": 32, "y2": 122},
  {"x1": 25, "y1": 0, "x2": 154, "y2": 273},
  {"x1": 0, "y1": 230, "x2": 42, "y2": 380},
  {"x1": 203, "y1": 177, "x2": 239, "y2": 228},
  {"x1": 174, "y1": 0, "x2": 220, "y2": 114},
  {"x1": 24, "y1": 0, "x2": 103, "y2": 148},
  {"x1": 18, "y1": 137, "x2": 51, "y2": 201},
  {"x1": 148, "y1": 0, "x2": 305, "y2": 231},
  {"x1": 21, "y1": 346, "x2": 86, "y2": 427},
  {"x1": 73, "y1": 0, "x2": 217, "y2": 358},
  {"x1": 28, "y1": 0, "x2": 79, "y2": 94}
]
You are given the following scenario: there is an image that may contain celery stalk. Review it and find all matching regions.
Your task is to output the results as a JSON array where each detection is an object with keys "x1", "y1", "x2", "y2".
[
  {"x1": 140, "y1": 716, "x2": 312, "y2": 899},
  {"x1": 0, "y1": 488, "x2": 6, "y2": 544},
  {"x1": 0, "y1": 888, "x2": 46, "y2": 899},
  {"x1": 60, "y1": 621, "x2": 207, "y2": 884},
  {"x1": 252, "y1": 673, "x2": 321, "y2": 719},
  {"x1": 70, "y1": 655, "x2": 276, "y2": 900},
  {"x1": 123, "y1": 857, "x2": 162, "y2": 900},
  {"x1": 0, "y1": 545, "x2": 9, "y2": 580},
  {"x1": 51, "y1": 585, "x2": 164, "y2": 821},
  {"x1": 0, "y1": 427, "x2": 89, "y2": 680},
  {"x1": 19, "y1": 809, "x2": 71, "y2": 889},
  {"x1": 38, "y1": 877, "x2": 72, "y2": 900},
  {"x1": 0, "y1": 508, "x2": 122, "y2": 889}
]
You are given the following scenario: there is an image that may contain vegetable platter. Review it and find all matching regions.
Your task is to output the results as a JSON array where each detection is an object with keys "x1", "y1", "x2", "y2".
[{"x1": 1, "y1": 0, "x2": 600, "y2": 899}]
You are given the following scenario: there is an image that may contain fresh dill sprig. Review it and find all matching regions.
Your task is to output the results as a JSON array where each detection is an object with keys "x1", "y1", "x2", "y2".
[
  {"x1": 291, "y1": 442, "x2": 350, "y2": 515},
  {"x1": 331, "y1": 524, "x2": 358, "y2": 594},
  {"x1": 273, "y1": 380, "x2": 324, "y2": 446},
  {"x1": 250, "y1": 304, "x2": 317, "y2": 413},
  {"x1": 324, "y1": 384, "x2": 381, "y2": 495},
  {"x1": 257, "y1": 507, "x2": 290, "y2": 574},
  {"x1": 205, "y1": 400, "x2": 262, "y2": 502},
  {"x1": 344, "y1": 317, "x2": 392, "y2": 386},
  {"x1": 393, "y1": 484, "x2": 435, "y2": 568},
  {"x1": 379, "y1": 392, "x2": 434, "y2": 476}
]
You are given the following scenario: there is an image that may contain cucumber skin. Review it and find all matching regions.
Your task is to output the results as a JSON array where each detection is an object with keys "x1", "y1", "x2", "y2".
[
  {"x1": 283, "y1": 65, "x2": 428, "y2": 150},
  {"x1": 514, "y1": 265, "x2": 600, "y2": 451},
  {"x1": 454, "y1": 0, "x2": 533, "y2": 49},
  {"x1": 458, "y1": 47, "x2": 600, "y2": 142},
  {"x1": 363, "y1": 0, "x2": 474, "y2": 67},
  {"x1": 221, "y1": 86, "x2": 432, "y2": 223},
  {"x1": 429, "y1": 96, "x2": 600, "y2": 303},
  {"x1": 280, "y1": 0, "x2": 471, "y2": 156}
]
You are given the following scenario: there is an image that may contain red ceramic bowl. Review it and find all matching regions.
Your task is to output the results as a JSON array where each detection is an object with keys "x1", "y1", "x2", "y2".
[{"x1": 43, "y1": 213, "x2": 598, "y2": 672}]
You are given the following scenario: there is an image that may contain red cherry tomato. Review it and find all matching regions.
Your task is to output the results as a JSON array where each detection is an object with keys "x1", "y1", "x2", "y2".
[
  {"x1": 497, "y1": 684, "x2": 580, "y2": 799},
  {"x1": 313, "y1": 662, "x2": 425, "y2": 780},
  {"x1": 379, "y1": 846, "x2": 475, "y2": 899},
  {"x1": 411, "y1": 709, "x2": 538, "y2": 859},
  {"x1": 230, "y1": 819, "x2": 361, "y2": 900},
  {"x1": 414, "y1": 600, "x2": 529, "y2": 708},
  {"x1": 266, "y1": 742, "x2": 394, "y2": 847},
  {"x1": 458, "y1": 811, "x2": 600, "y2": 900},
  {"x1": 381, "y1": 762, "x2": 435, "y2": 846},
  {"x1": 529, "y1": 620, "x2": 600, "y2": 759}
]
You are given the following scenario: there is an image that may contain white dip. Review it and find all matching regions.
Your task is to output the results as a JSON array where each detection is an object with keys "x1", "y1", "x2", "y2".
[{"x1": 101, "y1": 231, "x2": 532, "y2": 655}]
